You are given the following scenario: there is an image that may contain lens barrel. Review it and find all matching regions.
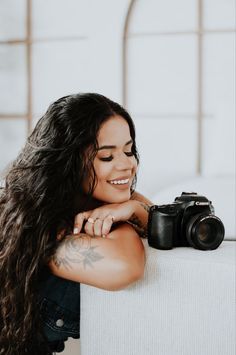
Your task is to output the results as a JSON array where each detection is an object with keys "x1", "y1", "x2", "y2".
[{"x1": 186, "y1": 214, "x2": 225, "y2": 250}]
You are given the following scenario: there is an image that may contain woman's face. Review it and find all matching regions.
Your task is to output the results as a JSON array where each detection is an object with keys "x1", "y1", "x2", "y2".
[{"x1": 84, "y1": 115, "x2": 138, "y2": 204}]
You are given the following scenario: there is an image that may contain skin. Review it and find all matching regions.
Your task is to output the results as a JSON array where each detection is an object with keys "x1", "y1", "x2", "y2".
[
  {"x1": 50, "y1": 115, "x2": 153, "y2": 290},
  {"x1": 76, "y1": 115, "x2": 152, "y2": 238},
  {"x1": 83, "y1": 115, "x2": 138, "y2": 203}
]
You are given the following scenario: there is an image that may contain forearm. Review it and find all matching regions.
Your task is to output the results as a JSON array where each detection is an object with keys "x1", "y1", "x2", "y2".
[
  {"x1": 129, "y1": 191, "x2": 154, "y2": 238},
  {"x1": 71, "y1": 191, "x2": 154, "y2": 240}
]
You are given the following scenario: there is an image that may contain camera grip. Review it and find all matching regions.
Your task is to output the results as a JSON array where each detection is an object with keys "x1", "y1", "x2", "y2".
[{"x1": 148, "y1": 209, "x2": 174, "y2": 250}]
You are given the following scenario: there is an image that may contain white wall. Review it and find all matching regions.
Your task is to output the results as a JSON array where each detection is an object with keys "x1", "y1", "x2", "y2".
[
  {"x1": 0, "y1": 0, "x2": 130, "y2": 179},
  {"x1": 127, "y1": 0, "x2": 235, "y2": 197},
  {"x1": 1, "y1": 0, "x2": 235, "y2": 195},
  {"x1": 31, "y1": 0, "x2": 129, "y2": 119}
]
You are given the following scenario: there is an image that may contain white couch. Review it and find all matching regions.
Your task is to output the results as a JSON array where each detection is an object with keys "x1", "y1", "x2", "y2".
[
  {"x1": 80, "y1": 240, "x2": 235, "y2": 355},
  {"x1": 80, "y1": 176, "x2": 236, "y2": 355}
]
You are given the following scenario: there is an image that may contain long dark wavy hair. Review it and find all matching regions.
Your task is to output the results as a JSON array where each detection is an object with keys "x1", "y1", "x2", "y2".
[{"x1": 0, "y1": 93, "x2": 139, "y2": 354}]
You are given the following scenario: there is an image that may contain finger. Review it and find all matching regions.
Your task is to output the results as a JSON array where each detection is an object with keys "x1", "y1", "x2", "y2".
[
  {"x1": 74, "y1": 211, "x2": 90, "y2": 234},
  {"x1": 93, "y1": 218, "x2": 103, "y2": 238},
  {"x1": 84, "y1": 217, "x2": 95, "y2": 237},
  {"x1": 101, "y1": 215, "x2": 114, "y2": 238}
]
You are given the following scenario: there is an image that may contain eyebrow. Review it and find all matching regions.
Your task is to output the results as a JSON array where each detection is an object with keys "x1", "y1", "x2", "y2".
[{"x1": 98, "y1": 139, "x2": 133, "y2": 151}]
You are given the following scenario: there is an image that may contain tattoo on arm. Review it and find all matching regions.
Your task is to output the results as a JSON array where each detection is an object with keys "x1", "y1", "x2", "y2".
[
  {"x1": 128, "y1": 214, "x2": 148, "y2": 238},
  {"x1": 128, "y1": 202, "x2": 151, "y2": 238},
  {"x1": 140, "y1": 202, "x2": 151, "y2": 213},
  {"x1": 52, "y1": 234, "x2": 104, "y2": 270}
]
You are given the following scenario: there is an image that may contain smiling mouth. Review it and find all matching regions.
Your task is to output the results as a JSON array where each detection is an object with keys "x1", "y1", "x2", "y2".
[{"x1": 107, "y1": 178, "x2": 130, "y2": 185}]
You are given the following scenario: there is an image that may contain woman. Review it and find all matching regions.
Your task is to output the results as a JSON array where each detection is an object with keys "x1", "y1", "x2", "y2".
[{"x1": 0, "y1": 93, "x2": 153, "y2": 354}]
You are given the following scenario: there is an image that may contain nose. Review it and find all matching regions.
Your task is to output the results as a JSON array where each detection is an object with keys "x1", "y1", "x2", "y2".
[{"x1": 115, "y1": 153, "x2": 134, "y2": 171}]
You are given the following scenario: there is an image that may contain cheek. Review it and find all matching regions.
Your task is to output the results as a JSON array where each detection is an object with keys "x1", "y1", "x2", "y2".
[
  {"x1": 93, "y1": 157, "x2": 138, "y2": 183},
  {"x1": 94, "y1": 161, "x2": 112, "y2": 182}
]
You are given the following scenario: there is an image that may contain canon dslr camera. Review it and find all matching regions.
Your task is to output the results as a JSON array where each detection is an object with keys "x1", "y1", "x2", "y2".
[{"x1": 148, "y1": 192, "x2": 225, "y2": 250}]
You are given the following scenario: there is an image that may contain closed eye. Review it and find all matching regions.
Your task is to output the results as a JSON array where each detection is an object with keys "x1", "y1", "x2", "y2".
[
  {"x1": 100, "y1": 157, "x2": 113, "y2": 162},
  {"x1": 100, "y1": 152, "x2": 134, "y2": 162},
  {"x1": 125, "y1": 152, "x2": 134, "y2": 157}
]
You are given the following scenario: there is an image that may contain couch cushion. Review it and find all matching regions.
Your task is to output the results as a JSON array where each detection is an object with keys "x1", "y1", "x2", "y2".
[{"x1": 80, "y1": 239, "x2": 235, "y2": 355}]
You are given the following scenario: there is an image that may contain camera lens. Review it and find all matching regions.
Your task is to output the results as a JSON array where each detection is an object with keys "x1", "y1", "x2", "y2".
[
  {"x1": 186, "y1": 214, "x2": 225, "y2": 250},
  {"x1": 197, "y1": 222, "x2": 217, "y2": 243}
]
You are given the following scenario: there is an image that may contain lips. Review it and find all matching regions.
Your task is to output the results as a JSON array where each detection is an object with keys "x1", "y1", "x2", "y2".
[
  {"x1": 109, "y1": 179, "x2": 129, "y2": 185},
  {"x1": 107, "y1": 176, "x2": 131, "y2": 182},
  {"x1": 106, "y1": 176, "x2": 131, "y2": 192}
]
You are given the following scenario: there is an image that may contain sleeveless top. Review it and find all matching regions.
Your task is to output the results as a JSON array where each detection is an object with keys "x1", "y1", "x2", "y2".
[{"x1": 37, "y1": 267, "x2": 80, "y2": 353}]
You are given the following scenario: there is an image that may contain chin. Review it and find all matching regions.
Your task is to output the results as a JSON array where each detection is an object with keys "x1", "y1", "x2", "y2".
[
  {"x1": 107, "y1": 193, "x2": 131, "y2": 204},
  {"x1": 109, "y1": 198, "x2": 129, "y2": 204},
  {"x1": 97, "y1": 192, "x2": 131, "y2": 204}
]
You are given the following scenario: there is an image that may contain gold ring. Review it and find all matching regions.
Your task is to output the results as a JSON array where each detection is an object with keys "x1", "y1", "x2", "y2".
[{"x1": 88, "y1": 217, "x2": 95, "y2": 224}]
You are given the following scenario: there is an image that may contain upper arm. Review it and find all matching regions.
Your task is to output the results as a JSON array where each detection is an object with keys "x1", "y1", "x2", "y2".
[{"x1": 48, "y1": 223, "x2": 145, "y2": 291}]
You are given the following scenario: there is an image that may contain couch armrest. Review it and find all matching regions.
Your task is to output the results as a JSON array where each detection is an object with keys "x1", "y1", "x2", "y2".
[{"x1": 80, "y1": 240, "x2": 235, "y2": 355}]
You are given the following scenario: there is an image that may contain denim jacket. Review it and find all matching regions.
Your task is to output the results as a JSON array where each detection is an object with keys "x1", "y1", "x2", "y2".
[{"x1": 37, "y1": 268, "x2": 80, "y2": 353}]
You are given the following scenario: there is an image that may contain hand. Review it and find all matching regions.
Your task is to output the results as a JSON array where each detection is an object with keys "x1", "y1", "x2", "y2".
[{"x1": 73, "y1": 200, "x2": 138, "y2": 238}]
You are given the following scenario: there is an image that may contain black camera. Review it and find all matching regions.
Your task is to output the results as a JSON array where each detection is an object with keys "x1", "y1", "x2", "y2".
[{"x1": 147, "y1": 192, "x2": 225, "y2": 250}]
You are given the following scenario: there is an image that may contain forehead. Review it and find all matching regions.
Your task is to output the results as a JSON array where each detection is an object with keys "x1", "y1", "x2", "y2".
[{"x1": 97, "y1": 115, "x2": 131, "y2": 144}]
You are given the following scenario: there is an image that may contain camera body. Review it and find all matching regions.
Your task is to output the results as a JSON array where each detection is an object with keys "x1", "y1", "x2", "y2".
[{"x1": 148, "y1": 192, "x2": 225, "y2": 250}]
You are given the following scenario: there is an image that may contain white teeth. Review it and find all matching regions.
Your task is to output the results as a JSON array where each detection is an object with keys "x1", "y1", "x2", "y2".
[{"x1": 109, "y1": 178, "x2": 129, "y2": 185}]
